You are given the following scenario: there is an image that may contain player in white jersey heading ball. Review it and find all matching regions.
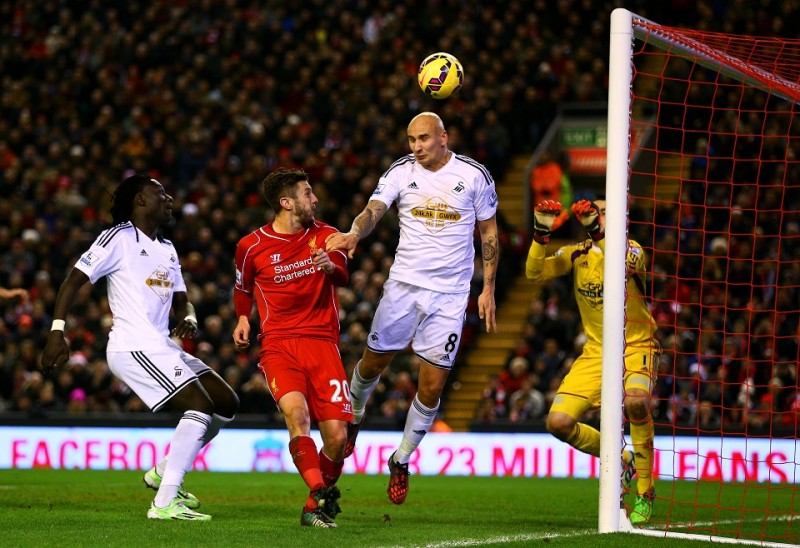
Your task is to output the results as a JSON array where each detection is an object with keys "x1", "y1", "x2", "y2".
[
  {"x1": 325, "y1": 112, "x2": 499, "y2": 504},
  {"x1": 41, "y1": 173, "x2": 239, "y2": 521}
]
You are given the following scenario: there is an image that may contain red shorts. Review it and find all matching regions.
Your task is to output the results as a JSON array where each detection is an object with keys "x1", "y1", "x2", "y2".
[{"x1": 259, "y1": 337, "x2": 353, "y2": 423}]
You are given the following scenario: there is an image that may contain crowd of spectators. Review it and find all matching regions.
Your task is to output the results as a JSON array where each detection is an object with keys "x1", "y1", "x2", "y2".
[
  {"x1": 2, "y1": 1, "x2": 799, "y2": 431},
  {"x1": 1, "y1": 0, "x2": 598, "y2": 423},
  {"x1": 640, "y1": 74, "x2": 800, "y2": 433}
]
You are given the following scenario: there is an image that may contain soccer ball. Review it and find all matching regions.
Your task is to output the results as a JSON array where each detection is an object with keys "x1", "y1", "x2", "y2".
[{"x1": 418, "y1": 52, "x2": 463, "y2": 100}]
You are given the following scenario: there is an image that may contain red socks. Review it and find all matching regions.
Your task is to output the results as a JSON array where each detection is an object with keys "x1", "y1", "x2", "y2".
[
  {"x1": 319, "y1": 448, "x2": 344, "y2": 487},
  {"x1": 289, "y1": 436, "x2": 325, "y2": 512}
]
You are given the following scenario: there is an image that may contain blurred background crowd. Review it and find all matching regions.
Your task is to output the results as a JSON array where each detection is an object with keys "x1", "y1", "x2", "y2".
[{"x1": 1, "y1": 0, "x2": 799, "y2": 432}]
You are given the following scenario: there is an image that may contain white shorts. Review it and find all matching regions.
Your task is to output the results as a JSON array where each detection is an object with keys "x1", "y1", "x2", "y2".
[
  {"x1": 367, "y1": 279, "x2": 469, "y2": 370},
  {"x1": 107, "y1": 339, "x2": 211, "y2": 411}
]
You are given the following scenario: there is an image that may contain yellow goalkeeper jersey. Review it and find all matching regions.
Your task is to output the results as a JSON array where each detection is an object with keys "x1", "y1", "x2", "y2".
[{"x1": 525, "y1": 238, "x2": 655, "y2": 346}]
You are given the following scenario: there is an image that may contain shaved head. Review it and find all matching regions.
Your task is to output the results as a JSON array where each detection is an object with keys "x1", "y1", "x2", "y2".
[
  {"x1": 408, "y1": 111, "x2": 445, "y2": 132},
  {"x1": 407, "y1": 112, "x2": 450, "y2": 171}
]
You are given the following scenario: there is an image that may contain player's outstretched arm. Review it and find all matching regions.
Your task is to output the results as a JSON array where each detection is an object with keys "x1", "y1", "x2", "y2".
[
  {"x1": 0, "y1": 287, "x2": 28, "y2": 301},
  {"x1": 526, "y1": 200, "x2": 572, "y2": 283},
  {"x1": 324, "y1": 200, "x2": 388, "y2": 258}
]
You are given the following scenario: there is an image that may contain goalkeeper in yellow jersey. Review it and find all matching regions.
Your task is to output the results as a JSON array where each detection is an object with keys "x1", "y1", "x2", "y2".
[{"x1": 526, "y1": 197, "x2": 658, "y2": 526}]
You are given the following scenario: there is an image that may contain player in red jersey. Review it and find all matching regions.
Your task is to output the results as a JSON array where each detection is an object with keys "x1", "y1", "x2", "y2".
[{"x1": 232, "y1": 168, "x2": 352, "y2": 528}]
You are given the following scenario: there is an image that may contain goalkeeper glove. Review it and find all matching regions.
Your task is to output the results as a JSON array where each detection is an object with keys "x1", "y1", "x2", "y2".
[
  {"x1": 571, "y1": 199, "x2": 604, "y2": 240},
  {"x1": 532, "y1": 200, "x2": 565, "y2": 244}
]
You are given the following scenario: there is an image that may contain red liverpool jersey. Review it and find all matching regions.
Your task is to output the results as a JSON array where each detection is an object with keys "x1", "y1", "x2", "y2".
[{"x1": 234, "y1": 221, "x2": 347, "y2": 343}]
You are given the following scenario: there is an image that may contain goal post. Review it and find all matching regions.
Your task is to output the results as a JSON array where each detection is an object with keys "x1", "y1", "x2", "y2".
[
  {"x1": 602, "y1": 8, "x2": 800, "y2": 545},
  {"x1": 598, "y1": 6, "x2": 633, "y2": 534}
]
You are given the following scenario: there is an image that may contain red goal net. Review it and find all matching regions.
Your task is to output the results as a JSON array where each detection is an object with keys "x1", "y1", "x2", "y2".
[{"x1": 620, "y1": 12, "x2": 800, "y2": 545}]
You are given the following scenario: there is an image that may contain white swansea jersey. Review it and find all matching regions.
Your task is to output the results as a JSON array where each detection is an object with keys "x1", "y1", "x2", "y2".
[
  {"x1": 74, "y1": 222, "x2": 186, "y2": 351},
  {"x1": 370, "y1": 153, "x2": 498, "y2": 292}
]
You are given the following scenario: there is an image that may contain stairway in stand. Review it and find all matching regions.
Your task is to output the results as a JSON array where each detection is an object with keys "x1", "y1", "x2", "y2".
[{"x1": 445, "y1": 154, "x2": 537, "y2": 431}]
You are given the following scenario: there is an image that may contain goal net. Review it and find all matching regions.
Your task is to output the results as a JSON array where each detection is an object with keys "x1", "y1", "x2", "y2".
[{"x1": 601, "y1": 8, "x2": 800, "y2": 545}]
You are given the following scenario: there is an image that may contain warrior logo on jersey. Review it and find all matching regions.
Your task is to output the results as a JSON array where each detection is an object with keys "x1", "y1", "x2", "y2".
[
  {"x1": 145, "y1": 265, "x2": 174, "y2": 303},
  {"x1": 270, "y1": 253, "x2": 281, "y2": 264},
  {"x1": 410, "y1": 197, "x2": 461, "y2": 233}
]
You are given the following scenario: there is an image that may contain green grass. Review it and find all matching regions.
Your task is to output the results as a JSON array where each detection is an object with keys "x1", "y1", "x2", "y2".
[{"x1": 0, "y1": 469, "x2": 797, "y2": 547}]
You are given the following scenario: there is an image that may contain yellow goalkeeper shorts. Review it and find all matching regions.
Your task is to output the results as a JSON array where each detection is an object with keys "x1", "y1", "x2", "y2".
[{"x1": 549, "y1": 341, "x2": 659, "y2": 420}]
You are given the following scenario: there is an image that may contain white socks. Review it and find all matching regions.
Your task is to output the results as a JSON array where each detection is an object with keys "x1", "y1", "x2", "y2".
[
  {"x1": 395, "y1": 395, "x2": 438, "y2": 464},
  {"x1": 202, "y1": 413, "x2": 234, "y2": 446},
  {"x1": 349, "y1": 362, "x2": 381, "y2": 424},
  {"x1": 155, "y1": 413, "x2": 234, "y2": 476},
  {"x1": 154, "y1": 411, "x2": 210, "y2": 507}
]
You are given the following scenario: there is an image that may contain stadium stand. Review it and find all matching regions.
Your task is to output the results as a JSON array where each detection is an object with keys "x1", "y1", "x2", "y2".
[{"x1": 2, "y1": 1, "x2": 797, "y2": 435}]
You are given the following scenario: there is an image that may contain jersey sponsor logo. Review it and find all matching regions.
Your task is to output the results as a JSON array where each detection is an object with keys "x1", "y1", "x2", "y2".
[
  {"x1": 410, "y1": 197, "x2": 462, "y2": 233},
  {"x1": 270, "y1": 253, "x2": 281, "y2": 264},
  {"x1": 145, "y1": 265, "x2": 174, "y2": 303},
  {"x1": 452, "y1": 181, "x2": 465, "y2": 194},
  {"x1": 273, "y1": 257, "x2": 316, "y2": 283},
  {"x1": 373, "y1": 182, "x2": 386, "y2": 195},
  {"x1": 80, "y1": 251, "x2": 97, "y2": 267},
  {"x1": 370, "y1": 332, "x2": 379, "y2": 342},
  {"x1": 408, "y1": 182, "x2": 418, "y2": 189},
  {"x1": 578, "y1": 281, "x2": 604, "y2": 308},
  {"x1": 140, "y1": 249, "x2": 148, "y2": 257}
]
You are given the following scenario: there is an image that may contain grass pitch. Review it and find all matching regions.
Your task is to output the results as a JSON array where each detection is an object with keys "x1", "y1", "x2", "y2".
[{"x1": 0, "y1": 469, "x2": 796, "y2": 547}]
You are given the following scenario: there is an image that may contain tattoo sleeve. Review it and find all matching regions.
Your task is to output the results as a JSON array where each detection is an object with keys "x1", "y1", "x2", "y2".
[
  {"x1": 482, "y1": 235, "x2": 498, "y2": 287},
  {"x1": 352, "y1": 200, "x2": 387, "y2": 239}
]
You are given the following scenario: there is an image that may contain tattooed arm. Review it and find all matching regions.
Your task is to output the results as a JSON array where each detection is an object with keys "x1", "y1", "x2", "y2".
[
  {"x1": 324, "y1": 200, "x2": 389, "y2": 258},
  {"x1": 477, "y1": 214, "x2": 499, "y2": 333}
]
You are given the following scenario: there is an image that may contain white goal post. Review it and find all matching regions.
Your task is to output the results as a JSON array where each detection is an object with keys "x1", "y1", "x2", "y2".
[
  {"x1": 601, "y1": 8, "x2": 800, "y2": 546},
  {"x1": 598, "y1": 6, "x2": 632, "y2": 534}
]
